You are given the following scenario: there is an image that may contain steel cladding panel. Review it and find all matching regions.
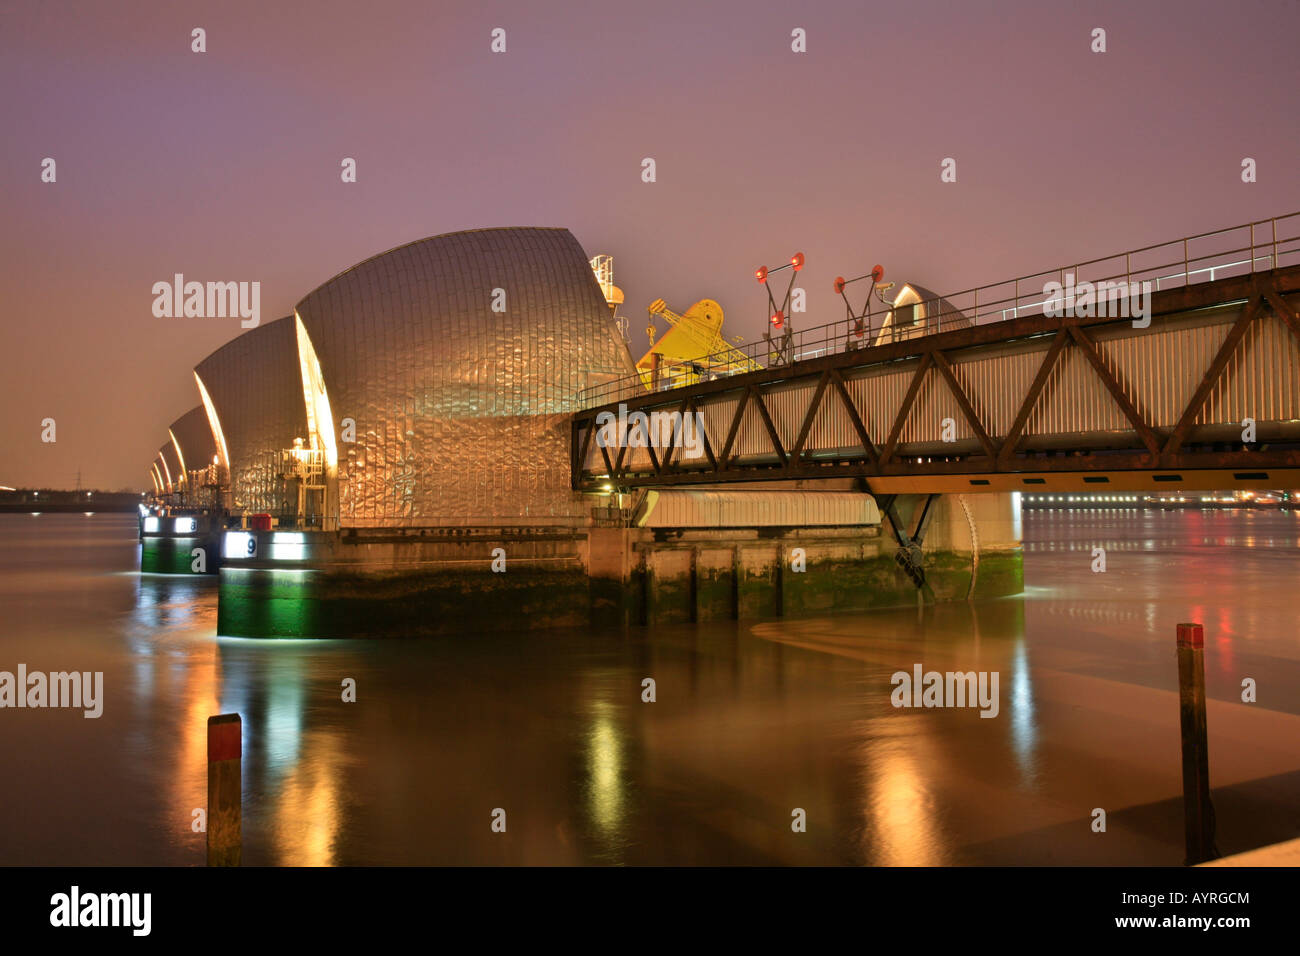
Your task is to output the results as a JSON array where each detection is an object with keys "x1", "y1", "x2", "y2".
[
  {"x1": 194, "y1": 316, "x2": 307, "y2": 514},
  {"x1": 168, "y1": 406, "x2": 217, "y2": 480},
  {"x1": 295, "y1": 227, "x2": 634, "y2": 526},
  {"x1": 639, "y1": 491, "x2": 881, "y2": 528}
]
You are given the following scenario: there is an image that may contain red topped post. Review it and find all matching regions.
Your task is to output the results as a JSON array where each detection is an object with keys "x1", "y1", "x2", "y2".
[
  {"x1": 207, "y1": 713, "x2": 242, "y2": 866},
  {"x1": 1175, "y1": 623, "x2": 1217, "y2": 864}
]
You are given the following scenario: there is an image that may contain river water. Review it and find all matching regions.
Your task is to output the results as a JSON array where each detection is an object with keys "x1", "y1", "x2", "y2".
[{"x1": 1, "y1": 509, "x2": 1297, "y2": 865}]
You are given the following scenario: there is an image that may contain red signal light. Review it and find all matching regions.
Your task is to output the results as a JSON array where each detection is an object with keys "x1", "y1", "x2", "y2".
[
  {"x1": 790, "y1": 252, "x2": 805, "y2": 271},
  {"x1": 833, "y1": 276, "x2": 846, "y2": 294},
  {"x1": 755, "y1": 266, "x2": 768, "y2": 283},
  {"x1": 871, "y1": 264, "x2": 885, "y2": 283},
  {"x1": 770, "y1": 311, "x2": 785, "y2": 329}
]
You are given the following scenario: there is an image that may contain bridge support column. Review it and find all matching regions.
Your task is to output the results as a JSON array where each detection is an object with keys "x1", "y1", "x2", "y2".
[
  {"x1": 587, "y1": 527, "x2": 643, "y2": 629},
  {"x1": 737, "y1": 544, "x2": 780, "y2": 620},
  {"x1": 646, "y1": 549, "x2": 694, "y2": 625},
  {"x1": 695, "y1": 548, "x2": 735, "y2": 621},
  {"x1": 873, "y1": 492, "x2": 1023, "y2": 602}
]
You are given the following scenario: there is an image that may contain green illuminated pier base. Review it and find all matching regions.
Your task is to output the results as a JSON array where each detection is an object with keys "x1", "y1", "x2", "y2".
[
  {"x1": 139, "y1": 513, "x2": 223, "y2": 575},
  {"x1": 215, "y1": 495, "x2": 1022, "y2": 639}
]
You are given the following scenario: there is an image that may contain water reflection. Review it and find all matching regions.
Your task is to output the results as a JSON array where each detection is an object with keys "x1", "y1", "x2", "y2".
[
  {"x1": 584, "y1": 699, "x2": 625, "y2": 842},
  {"x1": 270, "y1": 726, "x2": 343, "y2": 867},
  {"x1": 3, "y1": 511, "x2": 1298, "y2": 866},
  {"x1": 132, "y1": 573, "x2": 206, "y2": 632},
  {"x1": 1008, "y1": 638, "x2": 1037, "y2": 785},
  {"x1": 758, "y1": 598, "x2": 1036, "y2": 865},
  {"x1": 869, "y1": 740, "x2": 944, "y2": 866},
  {"x1": 208, "y1": 639, "x2": 347, "y2": 865}
]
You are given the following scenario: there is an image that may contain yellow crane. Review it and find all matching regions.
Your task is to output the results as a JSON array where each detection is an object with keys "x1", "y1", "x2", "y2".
[{"x1": 636, "y1": 298, "x2": 761, "y2": 390}]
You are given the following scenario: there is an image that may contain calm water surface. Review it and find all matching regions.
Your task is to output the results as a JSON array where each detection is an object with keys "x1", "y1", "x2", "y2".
[{"x1": 1, "y1": 509, "x2": 1297, "y2": 865}]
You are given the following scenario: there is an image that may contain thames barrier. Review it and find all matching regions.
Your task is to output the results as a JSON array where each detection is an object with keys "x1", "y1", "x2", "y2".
[
  {"x1": 139, "y1": 217, "x2": 1300, "y2": 641},
  {"x1": 9, "y1": 0, "x2": 1300, "y2": 929}
]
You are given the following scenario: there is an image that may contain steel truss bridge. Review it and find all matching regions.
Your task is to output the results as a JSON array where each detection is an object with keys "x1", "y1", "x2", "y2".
[{"x1": 572, "y1": 215, "x2": 1300, "y2": 495}]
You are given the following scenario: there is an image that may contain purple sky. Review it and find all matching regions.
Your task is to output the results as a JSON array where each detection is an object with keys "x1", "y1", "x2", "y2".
[{"x1": 2, "y1": 0, "x2": 1297, "y2": 489}]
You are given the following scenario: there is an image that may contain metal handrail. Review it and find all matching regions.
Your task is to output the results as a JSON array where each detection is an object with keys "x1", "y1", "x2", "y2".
[{"x1": 579, "y1": 211, "x2": 1300, "y2": 408}]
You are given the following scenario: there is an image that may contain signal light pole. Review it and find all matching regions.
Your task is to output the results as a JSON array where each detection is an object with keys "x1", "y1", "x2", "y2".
[
  {"x1": 834, "y1": 264, "x2": 891, "y2": 350},
  {"x1": 756, "y1": 252, "x2": 804, "y2": 365}
]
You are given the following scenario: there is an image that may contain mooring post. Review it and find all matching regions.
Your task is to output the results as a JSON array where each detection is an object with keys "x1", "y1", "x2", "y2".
[
  {"x1": 207, "y1": 713, "x2": 242, "y2": 866},
  {"x1": 1175, "y1": 623, "x2": 1218, "y2": 865}
]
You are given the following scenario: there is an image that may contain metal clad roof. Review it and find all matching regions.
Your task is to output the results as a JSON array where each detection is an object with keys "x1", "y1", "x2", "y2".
[
  {"x1": 167, "y1": 405, "x2": 216, "y2": 479},
  {"x1": 156, "y1": 441, "x2": 181, "y2": 491},
  {"x1": 193, "y1": 315, "x2": 306, "y2": 514},
  {"x1": 295, "y1": 227, "x2": 634, "y2": 527}
]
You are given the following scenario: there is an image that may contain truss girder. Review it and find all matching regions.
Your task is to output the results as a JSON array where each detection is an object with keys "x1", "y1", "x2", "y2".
[{"x1": 573, "y1": 270, "x2": 1300, "y2": 489}]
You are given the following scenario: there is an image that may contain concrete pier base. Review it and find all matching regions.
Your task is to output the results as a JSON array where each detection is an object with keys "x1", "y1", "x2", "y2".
[
  {"x1": 139, "y1": 512, "x2": 223, "y2": 574},
  {"x1": 214, "y1": 493, "x2": 1024, "y2": 639},
  {"x1": 877, "y1": 492, "x2": 1024, "y2": 602},
  {"x1": 218, "y1": 527, "x2": 590, "y2": 639}
]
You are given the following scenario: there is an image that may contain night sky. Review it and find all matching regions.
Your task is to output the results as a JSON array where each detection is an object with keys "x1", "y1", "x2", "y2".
[{"x1": 2, "y1": 0, "x2": 1297, "y2": 489}]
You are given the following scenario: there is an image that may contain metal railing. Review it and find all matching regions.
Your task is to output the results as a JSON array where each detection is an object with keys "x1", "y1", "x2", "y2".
[
  {"x1": 579, "y1": 212, "x2": 1300, "y2": 408},
  {"x1": 280, "y1": 446, "x2": 324, "y2": 481}
]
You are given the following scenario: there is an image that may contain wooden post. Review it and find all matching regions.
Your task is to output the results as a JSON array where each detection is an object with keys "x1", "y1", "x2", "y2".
[
  {"x1": 207, "y1": 713, "x2": 242, "y2": 866},
  {"x1": 1176, "y1": 623, "x2": 1218, "y2": 865}
]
